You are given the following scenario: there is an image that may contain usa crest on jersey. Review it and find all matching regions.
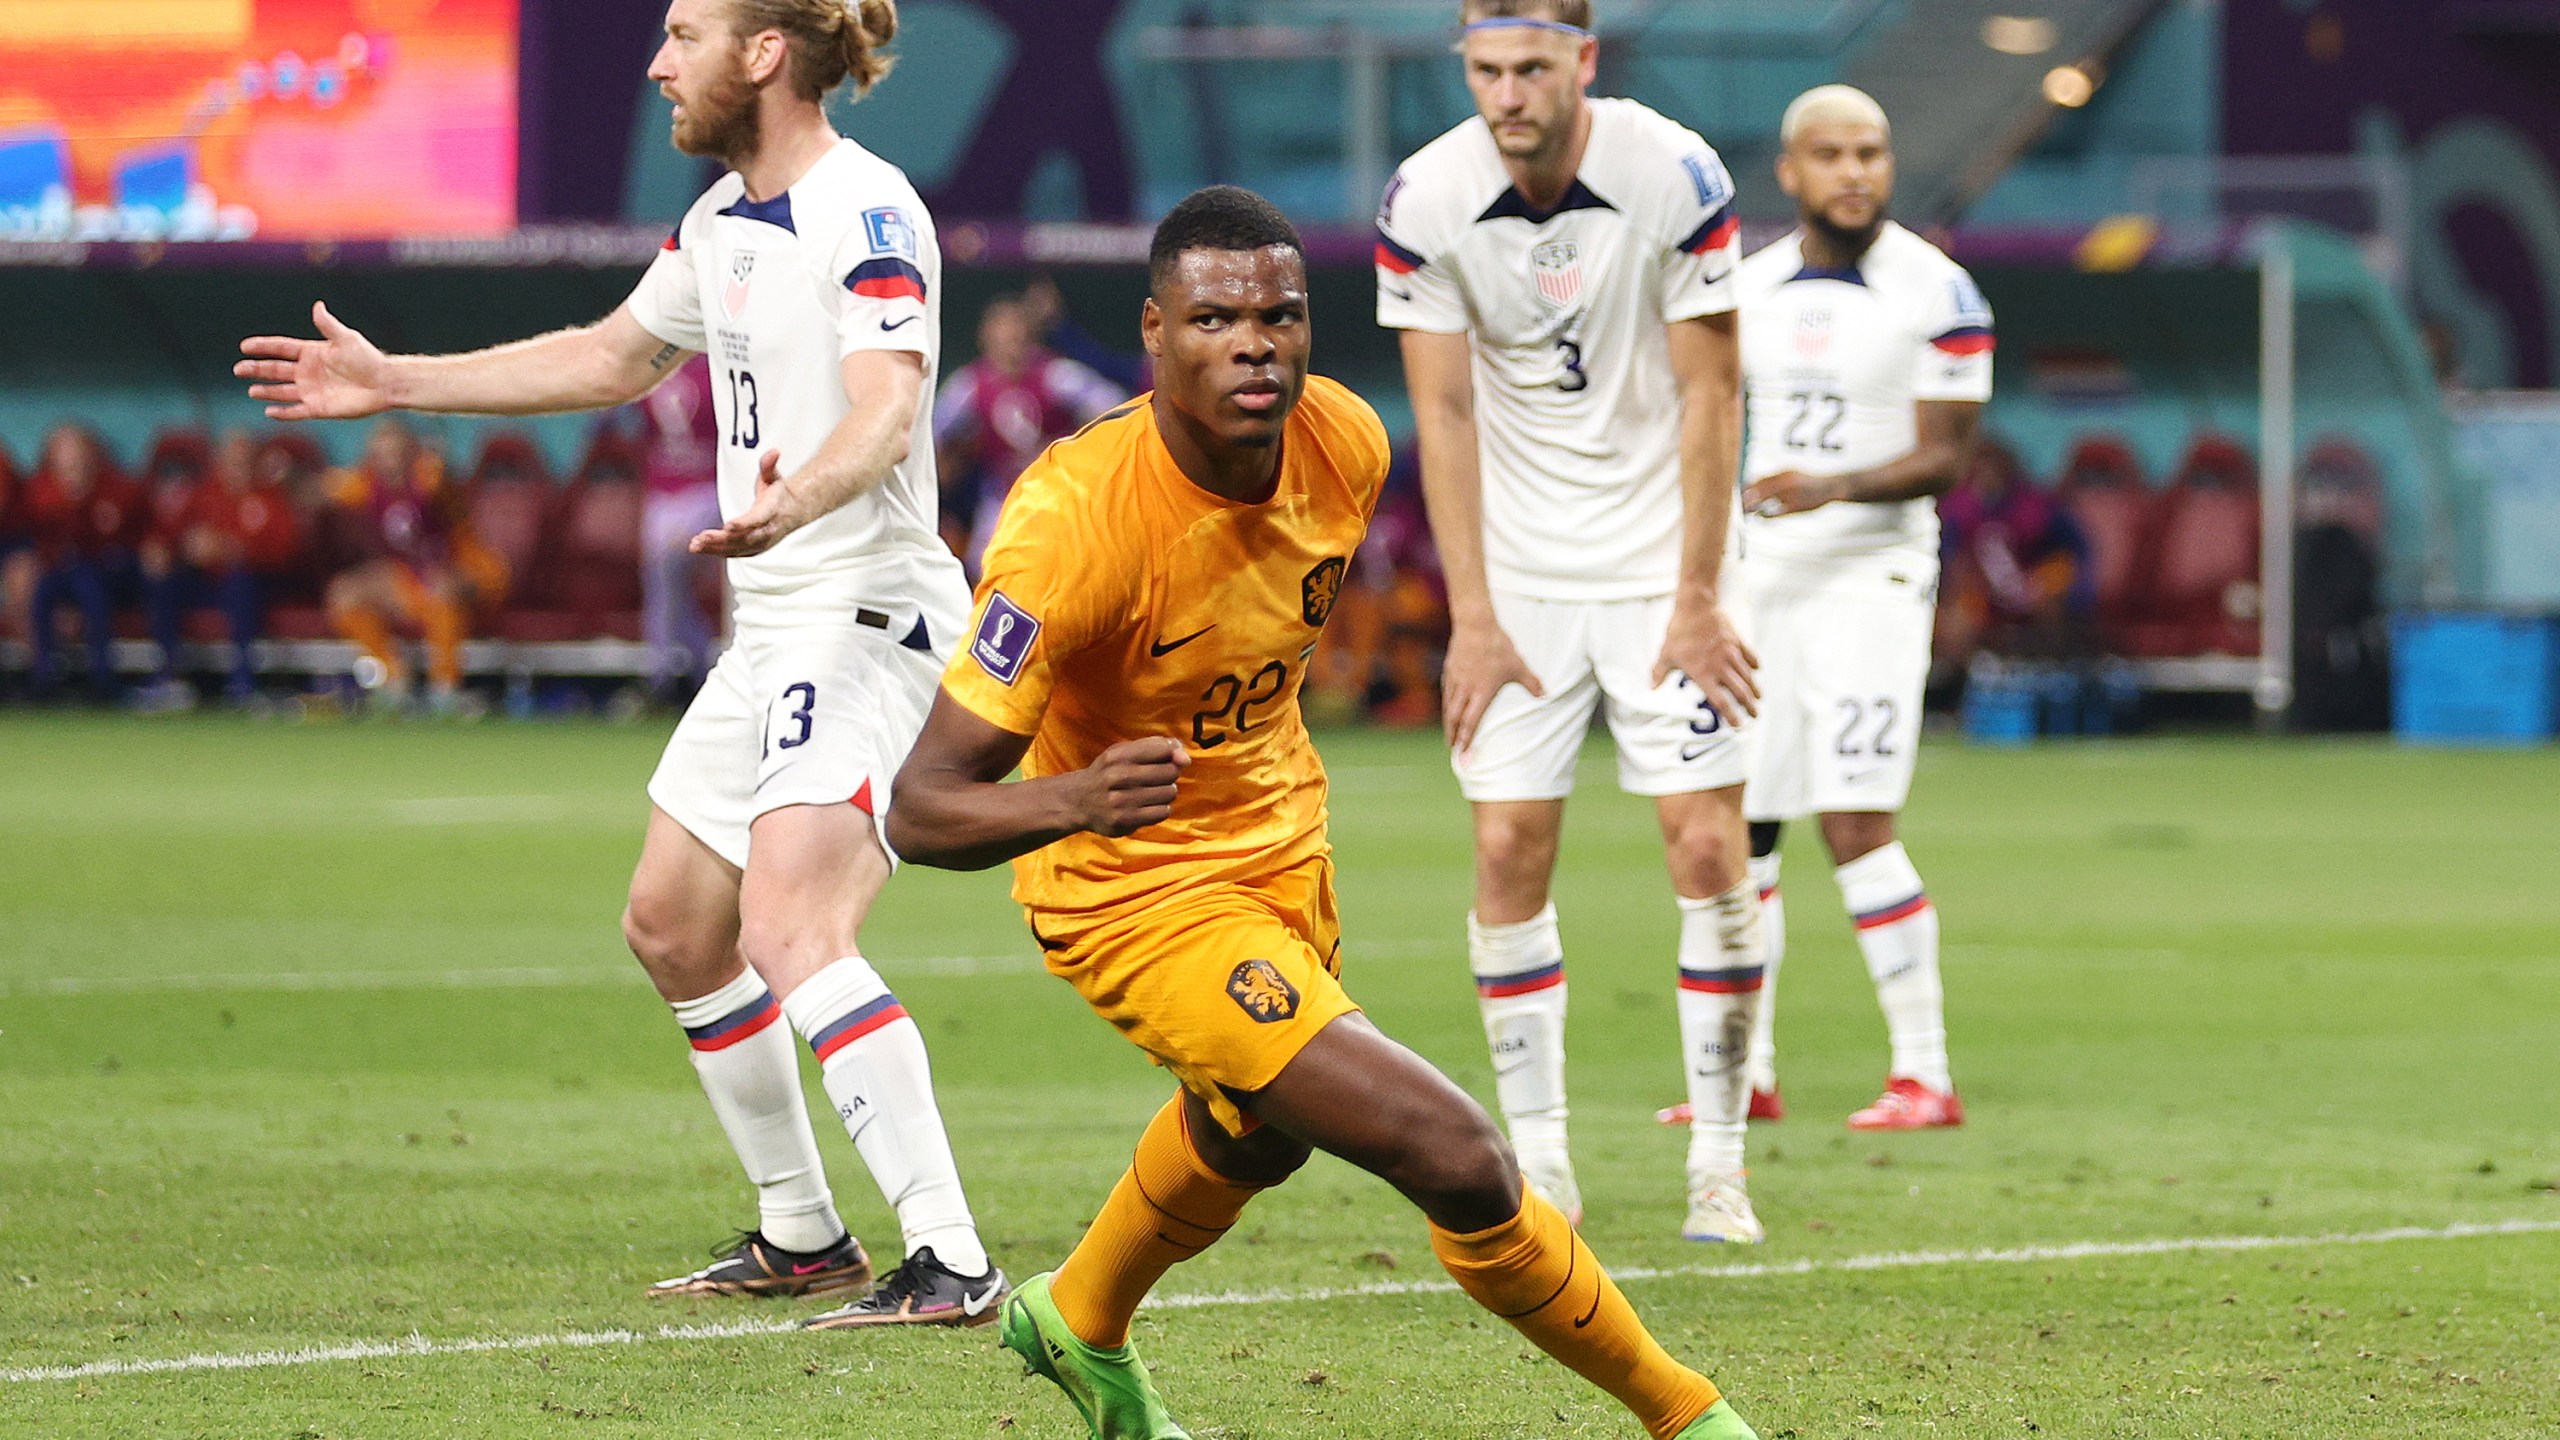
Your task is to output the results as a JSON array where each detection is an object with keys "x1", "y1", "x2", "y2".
[
  {"x1": 1531, "y1": 239, "x2": 1582, "y2": 309},
  {"x1": 721, "y1": 251, "x2": 754, "y2": 319}
]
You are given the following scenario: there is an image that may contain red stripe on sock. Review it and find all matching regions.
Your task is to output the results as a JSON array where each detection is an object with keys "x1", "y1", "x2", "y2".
[
  {"x1": 1677, "y1": 974, "x2": 1765, "y2": 994},
  {"x1": 810, "y1": 1002, "x2": 908, "y2": 1063},
  {"x1": 1854, "y1": 896, "x2": 1932, "y2": 931},
  {"x1": 689, "y1": 1000, "x2": 781, "y2": 1051}
]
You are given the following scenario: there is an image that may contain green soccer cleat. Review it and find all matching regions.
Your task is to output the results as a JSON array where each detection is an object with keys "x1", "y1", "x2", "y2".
[
  {"x1": 1675, "y1": 1398, "x2": 1763, "y2": 1440},
  {"x1": 997, "y1": 1272, "x2": 1191, "y2": 1440}
]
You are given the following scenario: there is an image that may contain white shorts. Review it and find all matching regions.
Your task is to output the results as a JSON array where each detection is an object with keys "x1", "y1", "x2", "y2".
[
  {"x1": 1455, "y1": 590, "x2": 1755, "y2": 803},
  {"x1": 647, "y1": 594, "x2": 961, "y2": 869},
  {"x1": 1742, "y1": 556, "x2": 1935, "y2": 821}
]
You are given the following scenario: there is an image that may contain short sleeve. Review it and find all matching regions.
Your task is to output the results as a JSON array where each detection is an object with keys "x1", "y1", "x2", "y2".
[
  {"x1": 939, "y1": 482, "x2": 1127, "y2": 736},
  {"x1": 625, "y1": 228, "x2": 708, "y2": 352},
  {"x1": 1374, "y1": 170, "x2": 1468, "y2": 333},
  {"x1": 1660, "y1": 147, "x2": 1740, "y2": 323},
  {"x1": 1913, "y1": 267, "x2": 1996, "y2": 402},
  {"x1": 832, "y1": 201, "x2": 935, "y2": 360}
]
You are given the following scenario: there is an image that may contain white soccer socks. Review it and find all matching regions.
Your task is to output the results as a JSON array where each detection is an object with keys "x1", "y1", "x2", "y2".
[
  {"x1": 781, "y1": 956, "x2": 990, "y2": 1276},
  {"x1": 1743, "y1": 853, "x2": 1786, "y2": 1096},
  {"x1": 1674, "y1": 881, "x2": 1764, "y2": 1178},
  {"x1": 669, "y1": 969, "x2": 845, "y2": 1255},
  {"x1": 1468, "y1": 904, "x2": 1572, "y2": 1170},
  {"x1": 1835, "y1": 842, "x2": 1952, "y2": 1093}
]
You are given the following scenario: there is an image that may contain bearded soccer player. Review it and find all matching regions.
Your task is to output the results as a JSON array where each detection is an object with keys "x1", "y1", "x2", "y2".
[
  {"x1": 1733, "y1": 87, "x2": 1986, "y2": 1129},
  {"x1": 1378, "y1": 0, "x2": 1767, "y2": 1242},
  {"x1": 235, "y1": 0, "x2": 1005, "y2": 1326},
  {"x1": 889, "y1": 187, "x2": 1761, "y2": 1440}
]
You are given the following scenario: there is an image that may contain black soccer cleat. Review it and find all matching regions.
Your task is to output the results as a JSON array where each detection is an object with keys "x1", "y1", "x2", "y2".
[
  {"x1": 646, "y1": 1229, "x2": 873, "y2": 1299},
  {"x1": 801, "y1": 1245, "x2": 1008, "y2": 1329}
]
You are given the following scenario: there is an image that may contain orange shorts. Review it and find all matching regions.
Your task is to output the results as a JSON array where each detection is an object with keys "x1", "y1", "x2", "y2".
[{"x1": 1029, "y1": 854, "x2": 1359, "y2": 1137}]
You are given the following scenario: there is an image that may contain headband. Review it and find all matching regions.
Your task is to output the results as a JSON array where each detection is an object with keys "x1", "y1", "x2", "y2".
[{"x1": 1461, "y1": 16, "x2": 1594, "y2": 39}]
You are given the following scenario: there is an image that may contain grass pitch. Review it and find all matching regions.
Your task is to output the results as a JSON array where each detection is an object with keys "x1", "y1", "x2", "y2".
[{"x1": 1, "y1": 714, "x2": 2554, "y2": 1438}]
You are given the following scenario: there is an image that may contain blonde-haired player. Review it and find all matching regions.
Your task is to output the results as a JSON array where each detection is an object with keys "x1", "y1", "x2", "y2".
[
  {"x1": 1732, "y1": 85, "x2": 1988, "y2": 1129},
  {"x1": 238, "y1": 0, "x2": 1008, "y2": 1325},
  {"x1": 1379, "y1": 0, "x2": 1768, "y2": 1243}
]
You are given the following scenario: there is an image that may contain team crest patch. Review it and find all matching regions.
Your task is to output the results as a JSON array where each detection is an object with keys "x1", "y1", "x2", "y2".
[
  {"x1": 1794, "y1": 305, "x2": 1832, "y2": 358},
  {"x1": 1301, "y1": 556, "x2": 1347, "y2": 627},
  {"x1": 1226, "y1": 959, "x2": 1301, "y2": 1024},
  {"x1": 970, "y1": 592, "x2": 1039, "y2": 685},
  {"x1": 863, "y1": 206, "x2": 918, "y2": 261},
  {"x1": 1531, "y1": 239, "x2": 1582, "y2": 308},
  {"x1": 722, "y1": 251, "x2": 755, "y2": 319}
]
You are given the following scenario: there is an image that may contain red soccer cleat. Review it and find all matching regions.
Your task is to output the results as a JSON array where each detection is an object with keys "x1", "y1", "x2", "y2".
[
  {"x1": 1845, "y1": 1077, "x2": 1964, "y2": 1131},
  {"x1": 1653, "y1": 1088, "x2": 1784, "y2": 1127}
]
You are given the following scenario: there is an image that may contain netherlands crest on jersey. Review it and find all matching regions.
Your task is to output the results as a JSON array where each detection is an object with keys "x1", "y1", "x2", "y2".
[
  {"x1": 721, "y1": 251, "x2": 755, "y2": 319},
  {"x1": 1531, "y1": 239, "x2": 1582, "y2": 308}
]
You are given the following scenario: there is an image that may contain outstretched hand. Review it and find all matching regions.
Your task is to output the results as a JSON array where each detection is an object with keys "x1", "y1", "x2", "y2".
[
  {"x1": 690, "y1": 450, "x2": 810, "y2": 558},
  {"x1": 235, "y1": 302, "x2": 393, "y2": 422}
]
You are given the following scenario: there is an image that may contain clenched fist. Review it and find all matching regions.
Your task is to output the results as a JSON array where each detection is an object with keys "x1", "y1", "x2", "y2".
[{"x1": 1073, "y1": 737, "x2": 1191, "y2": 837}]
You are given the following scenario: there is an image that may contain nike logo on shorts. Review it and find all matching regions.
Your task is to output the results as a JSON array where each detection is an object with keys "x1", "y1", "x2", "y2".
[{"x1": 1151, "y1": 626, "x2": 1215, "y2": 657}]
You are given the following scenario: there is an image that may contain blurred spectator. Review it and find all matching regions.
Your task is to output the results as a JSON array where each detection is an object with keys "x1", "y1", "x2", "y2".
[
  {"x1": 639, "y1": 357, "x2": 722, "y2": 694},
  {"x1": 132, "y1": 433, "x2": 213, "y2": 710},
  {"x1": 134, "y1": 431, "x2": 303, "y2": 708},
  {"x1": 934, "y1": 294, "x2": 1125, "y2": 571},
  {"x1": 1020, "y1": 274, "x2": 1151, "y2": 394},
  {"x1": 9, "y1": 425, "x2": 146, "y2": 700},
  {"x1": 1307, "y1": 445, "x2": 1447, "y2": 727},
  {"x1": 322, "y1": 420, "x2": 507, "y2": 713},
  {"x1": 1937, "y1": 439, "x2": 2093, "y2": 673}
]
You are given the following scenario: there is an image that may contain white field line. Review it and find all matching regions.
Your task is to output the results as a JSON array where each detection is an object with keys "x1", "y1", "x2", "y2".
[
  {"x1": 13, "y1": 955, "x2": 1042, "y2": 997},
  {"x1": 8, "y1": 1217, "x2": 2555, "y2": 1384}
]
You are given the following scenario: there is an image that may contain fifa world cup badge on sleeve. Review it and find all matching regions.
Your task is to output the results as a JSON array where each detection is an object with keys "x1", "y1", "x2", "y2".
[
  {"x1": 862, "y1": 207, "x2": 918, "y2": 260},
  {"x1": 971, "y1": 593, "x2": 1039, "y2": 685}
]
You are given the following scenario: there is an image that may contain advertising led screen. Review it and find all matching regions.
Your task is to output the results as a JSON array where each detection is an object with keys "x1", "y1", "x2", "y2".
[{"x1": 0, "y1": 0, "x2": 518, "y2": 242}]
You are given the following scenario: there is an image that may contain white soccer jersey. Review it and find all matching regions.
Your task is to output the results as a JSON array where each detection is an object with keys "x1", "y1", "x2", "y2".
[
  {"x1": 626, "y1": 138, "x2": 963, "y2": 629},
  {"x1": 1377, "y1": 98, "x2": 1742, "y2": 601},
  {"x1": 1738, "y1": 221, "x2": 1994, "y2": 569}
]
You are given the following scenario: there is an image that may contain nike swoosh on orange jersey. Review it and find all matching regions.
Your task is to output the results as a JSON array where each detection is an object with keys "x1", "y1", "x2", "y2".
[{"x1": 1150, "y1": 626, "x2": 1215, "y2": 657}]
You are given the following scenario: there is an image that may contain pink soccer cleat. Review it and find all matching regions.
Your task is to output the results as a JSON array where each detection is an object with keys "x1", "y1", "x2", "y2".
[
  {"x1": 1654, "y1": 1087, "x2": 1784, "y2": 1127},
  {"x1": 1846, "y1": 1077, "x2": 1964, "y2": 1131}
]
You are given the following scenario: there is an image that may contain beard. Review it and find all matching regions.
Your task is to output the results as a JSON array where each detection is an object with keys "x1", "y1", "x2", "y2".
[
  {"x1": 1806, "y1": 202, "x2": 1886, "y2": 260},
  {"x1": 669, "y1": 67, "x2": 761, "y2": 164}
]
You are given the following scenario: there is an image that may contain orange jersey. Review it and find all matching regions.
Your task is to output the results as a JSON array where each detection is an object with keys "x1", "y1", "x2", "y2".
[{"x1": 941, "y1": 376, "x2": 1392, "y2": 918}]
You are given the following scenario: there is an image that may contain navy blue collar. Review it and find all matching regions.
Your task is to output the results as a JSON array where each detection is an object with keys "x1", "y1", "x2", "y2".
[
  {"x1": 1478, "y1": 178, "x2": 1616, "y2": 225},
  {"x1": 1786, "y1": 262, "x2": 1867, "y2": 286},
  {"x1": 717, "y1": 191, "x2": 796, "y2": 233}
]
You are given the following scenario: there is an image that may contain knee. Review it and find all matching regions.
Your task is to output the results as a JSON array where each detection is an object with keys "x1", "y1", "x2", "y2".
[
  {"x1": 1197, "y1": 1122, "x2": 1313, "y2": 1188},
  {"x1": 1474, "y1": 812, "x2": 1560, "y2": 888},
  {"x1": 1820, "y1": 813, "x2": 1897, "y2": 865},
  {"x1": 1393, "y1": 1106, "x2": 1521, "y2": 1226},
  {"x1": 622, "y1": 884, "x2": 723, "y2": 984},
  {"x1": 323, "y1": 576, "x2": 362, "y2": 619},
  {"x1": 1664, "y1": 812, "x2": 1746, "y2": 884}
]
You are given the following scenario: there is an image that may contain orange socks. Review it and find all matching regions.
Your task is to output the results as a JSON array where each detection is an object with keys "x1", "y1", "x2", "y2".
[
  {"x1": 334, "y1": 605, "x2": 405, "y2": 687},
  {"x1": 417, "y1": 591, "x2": 466, "y2": 690},
  {"x1": 1048, "y1": 1095, "x2": 1263, "y2": 1347},
  {"x1": 1431, "y1": 1185, "x2": 1720, "y2": 1440}
]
